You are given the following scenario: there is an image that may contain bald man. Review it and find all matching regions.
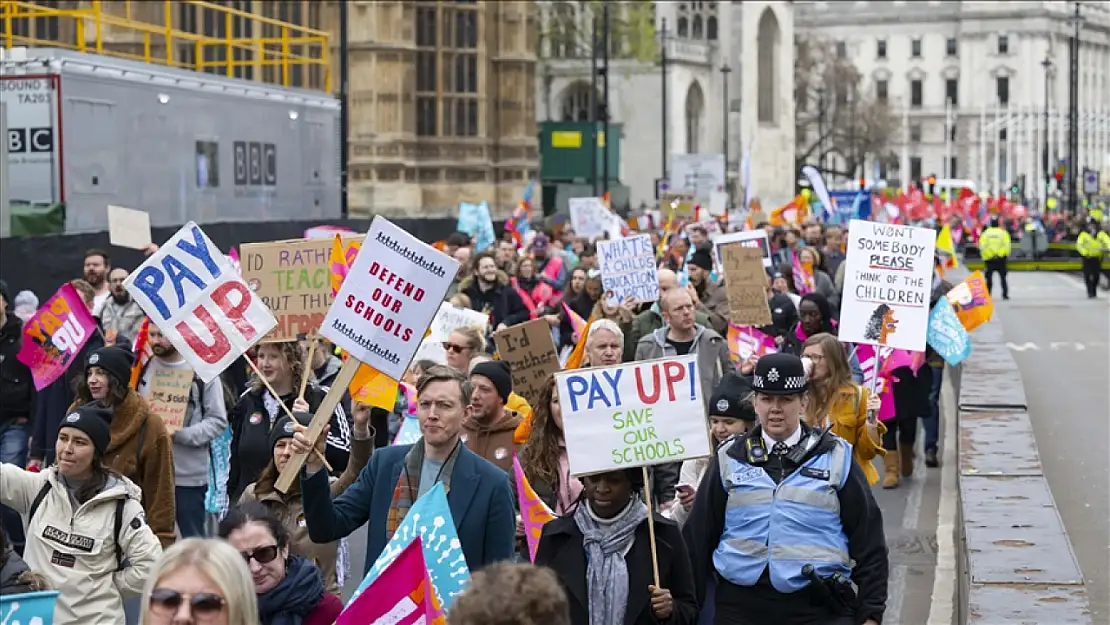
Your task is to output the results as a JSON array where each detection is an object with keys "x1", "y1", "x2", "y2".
[{"x1": 624, "y1": 268, "x2": 713, "y2": 360}]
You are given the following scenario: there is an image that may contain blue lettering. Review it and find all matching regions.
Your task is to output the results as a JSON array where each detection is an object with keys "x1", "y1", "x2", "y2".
[
  {"x1": 566, "y1": 375, "x2": 588, "y2": 412},
  {"x1": 133, "y1": 267, "x2": 169, "y2": 320},
  {"x1": 175, "y1": 224, "x2": 222, "y2": 281},
  {"x1": 601, "y1": 369, "x2": 623, "y2": 407},
  {"x1": 163, "y1": 255, "x2": 208, "y2": 310}
]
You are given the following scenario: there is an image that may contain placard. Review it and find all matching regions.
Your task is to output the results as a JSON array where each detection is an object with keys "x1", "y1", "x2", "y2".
[
  {"x1": 125, "y1": 222, "x2": 277, "y2": 383},
  {"x1": 145, "y1": 367, "x2": 194, "y2": 432},
  {"x1": 321, "y1": 217, "x2": 458, "y2": 381},
  {"x1": 241, "y1": 236, "x2": 364, "y2": 342},
  {"x1": 838, "y1": 220, "x2": 937, "y2": 352},
  {"x1": 713, "y1": 230, "x2": 773, "y2": 268},
  {"x1": 17, "y1": 284, "x2": 97, "y2": 391},
  {"x1": 721, "y1": 245, "x2": 772, "y2": 326},
  {"x1": 597, "y1": 234, "x2": 659, "y2": 306},
  {"x1": 568, "y1": 197, "x2": 623, "y2": 241},
  {"x1": 555, "y1": 356, "x2": 711, "y2": 476},
  {"x1": 493, "y1": 319, "x2": 560, "y2": 406},
  {"x1": 659, "y1": 191, "x2": 696, "y2": 220},
  {"x1": 428, "y1": 302, "x2": 490, "y2": 340},
  {"x1": 107, "y1": 205, "x2": 153, "y2": 250}
]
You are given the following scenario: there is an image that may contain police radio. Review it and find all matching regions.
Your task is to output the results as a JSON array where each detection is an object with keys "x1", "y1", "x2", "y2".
[
  {"x1": 785, "y1": 424, "x2": 834, "y2": 464},
  {"x1": 744, "y1": 437, "x2": 768, "y2": 465}
]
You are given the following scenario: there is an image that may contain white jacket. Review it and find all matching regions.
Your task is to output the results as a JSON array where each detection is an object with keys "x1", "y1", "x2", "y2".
[
  {"x1": 0, "y1": 463, "x2": 163, "y2": 625},
  {"x1": 662, "y1": 457, "x2": 710, "y2": 528}
]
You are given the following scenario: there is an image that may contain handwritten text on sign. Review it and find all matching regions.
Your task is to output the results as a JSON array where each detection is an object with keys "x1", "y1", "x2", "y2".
[
  {"x1": 598, "y1": 234, "x2": 659, "y2": 306},
  {"x1": 555, "y1": 356, "x2": 710, "y2": 476},
  {"x1": 125, "y1": 222, "x2": 277, "y2": 383},
  {"x1": 838, "y1": 220, "x2": 936, "y2": 352},
  {"x1": 721, "y1": 245, "x2": 772, "y2": 326},
  {"x1": 493, "y1": 319, "x2": 560, "y2": 406},
  {"x1": 17, "y1": 284, "x2": 97, "y2": 391},
  {"x1": 321, "y1": 216, "x2": 459, "y2": 381},
  {"x1": 146, "y1": 367, "x2": 194, "y2": 432}
]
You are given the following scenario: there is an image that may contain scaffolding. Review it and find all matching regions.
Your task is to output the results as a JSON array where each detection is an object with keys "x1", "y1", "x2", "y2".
[{"x1": 0, "y1": 0, "x2": 330, "y2": 91}]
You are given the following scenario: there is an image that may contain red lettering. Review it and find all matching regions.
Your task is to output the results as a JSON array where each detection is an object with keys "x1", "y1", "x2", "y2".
[
  {"x1": 176, "y1": 305, "x2": 231, "y2": 364},
  {"x1": 400, "y1": 281, "x2": 415, "y2": 298},
  {"x1": 635, "y1": 365, "x2": 661, "y2": 404},
  {"x1": 211, "y1": 281, "x2": 259, "y2": 342},
  {"x1": 354, "y1": 299, "x2": 365, "y2": 315},
  {"x1": 413, "y1": 288, "x2": 425, "y2": 302},
  {"x1": 368, "y1": 261, "x2": 381, "y2": 277},
  {"x1": 402, "y1": 328, "x2": 413, "y2": 341},
  {"x1": 662, "y1": 361, "x2": 685, "y2": 402},
  {"x1": 390, "y1": 298, "x2": 402, "y2": 314},
  {"x1": 345, "y1": 294, "x2": 356, "y2": 308}
]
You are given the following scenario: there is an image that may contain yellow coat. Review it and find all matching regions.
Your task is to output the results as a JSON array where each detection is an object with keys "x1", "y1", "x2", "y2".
[{"x1": 811, "y1": 385, "x2": 887, "y2": 485}]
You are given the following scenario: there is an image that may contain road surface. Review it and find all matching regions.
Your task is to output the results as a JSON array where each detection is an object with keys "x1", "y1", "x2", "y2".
[{"x1": 994, "y1": 271, "x2": 1110, "y2": 622}]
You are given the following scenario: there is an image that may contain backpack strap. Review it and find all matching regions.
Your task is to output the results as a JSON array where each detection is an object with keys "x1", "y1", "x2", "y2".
[
  {"x1": 28, "y1": 481, "x2": 52, "y2": 524},
  {"x1": 114, "y1": 498, "x2": 125, "y2": 571}
]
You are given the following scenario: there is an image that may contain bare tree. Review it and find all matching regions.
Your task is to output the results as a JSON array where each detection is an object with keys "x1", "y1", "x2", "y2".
[{"x1": 794, "y1": 38, "x2": 899, "y2": 182}]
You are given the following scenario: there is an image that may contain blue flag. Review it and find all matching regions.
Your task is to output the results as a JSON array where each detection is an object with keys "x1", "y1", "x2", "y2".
[
  {"x1": 926, "y1": 299, "x2": 972, "y2": 366},
  {"x1": 457, "y1": 201, "x2": 495, "y2": 252},
  {"x1": 1, "y1": 591, "x2": 60, "y2": 625}
]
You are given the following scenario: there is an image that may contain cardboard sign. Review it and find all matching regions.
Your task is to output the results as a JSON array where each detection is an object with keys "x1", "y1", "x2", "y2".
[
  {"x1": 107, "y1": 205, "x2": 152, "y2": 250},
  {"x1": 493, "y1": 319, "x2": 560, "y2": 406},
  {"x1": 125, "y1": 222, "x2": 277, "y2": 383},
  {"x1": 555, "y1": 356, "x2": 711, "y2": 476},
  {"x1": 713, "y1": 230, "x2": 773, "y2": 268},
  {"x1": 838, "y1": 220, "x2": 937, "y2": 351},
  {"x1": 568, "y1": 197, "x2": 623, "y2": 241},
  {"x1": 146, "y1": 367, "x2": 194, "y2": 432},
  {"x1": 242, "y1": 236, "x2": 364, "y2": 342},
  {"x1": 597, "y1": 234, "x2": 659, "y2": 306},
  {"x1": 721, "y1": 245, "x2": 772, "y2": 326},
  {"x1": 659, "y1": 191, "x2": 696, "y2": 220},
  {"x1": 17, "y1": 284, "x2": 98, "y2": 391},
  {"x1": 321, "y1": 217, "x2": 458, "y2": 381}
]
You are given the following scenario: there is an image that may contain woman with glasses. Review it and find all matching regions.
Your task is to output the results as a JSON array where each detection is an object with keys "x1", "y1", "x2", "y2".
[
  {"x1": 781, "y1": 293, "x2": 863, "y2": 384},
  {"x1": 444, "y1": 325, "x2": 486, "y2": 373},
  {"x1": 801, "y1": 333, "x2": 886, "y2": 486},
  {"x1": 141, "y1": 538, "x2": 258, "y2": 625},
  {"x1": 218, "y1": 502, "x2": 342, "y2": 625}
]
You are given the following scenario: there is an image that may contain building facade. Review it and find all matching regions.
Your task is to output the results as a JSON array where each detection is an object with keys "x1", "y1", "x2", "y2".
[
  {"x1": 537, "y1": 1, "x2": 797, "y2": 210},
  {"x1": 796, "y1": 0, "x2": 1110, "y2": 201}
]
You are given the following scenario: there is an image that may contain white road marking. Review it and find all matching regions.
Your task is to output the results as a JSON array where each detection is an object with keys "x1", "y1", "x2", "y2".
[
  {"x1": 927, "y1": 373, "x2": 959, "y2": 625},
  {"x1": 1006, "y1": 341, "x2": 1040, "y2": 351}
]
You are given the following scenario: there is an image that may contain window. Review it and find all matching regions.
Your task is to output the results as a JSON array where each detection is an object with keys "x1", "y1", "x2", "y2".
[
  {"x1": 998, "y1": 128, "x2": 1007, "y2": 142},
  {"x1": 910, "y1": 79, "x2": 923, "y2": 107},
  {"x1": 195, "y1": 141, "x2": 219, "y2": 188},
  {"x1": 911, "y1": 38, "x2": 922, "y2": 58},
  {"x1": 414, "y1": 3, "x2": 480, "y2": 137},
  {"x1": 949, "y1": 123, "x2": 957, "y2": 142},
  {"x1": 416, "y1": 52, "x2": 436, "y2": 92},
  {"x1": 997, "y1": 35, "x2": 1009, "y2": 55},
  {"x1": 948, "y1": 157, "x2": 958, "y2": 177},
  {"x1": 707, "y1": 16, "x2": 718, "y2": 40},
  {"x1": 946, "y1": 78, "x2": 958, "y2": 106},
  {"x1": 996, "y1": 76, "x2": 1010, "y2": 105},
  {"x1": 876, "y1": 79, "x2": 888, "y2": 103},
  {"x1": 946, "y1": 37, "x2": 958, "y2": 57},
  {"x1": 910, "y1": 156, "x2": 923, "y2": 181},
  {"x1": 877, "y1": 39, "x2": 887, "y2": 59},
  {"x1": 837, "y1": 40, "x2": 847, "y2": 59},
  {"x1": 416, "y1": 97, "x2": 437, "y2": 136},
  {"x1": 416, "y1": 6, "x2": 437, "y2": 46},
  {"x1": 910, "y1": 124, "x2": 922, "y2": 142}
]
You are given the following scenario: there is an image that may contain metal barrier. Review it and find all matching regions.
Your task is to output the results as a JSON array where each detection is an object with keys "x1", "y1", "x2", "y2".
[
  {"x1": 0, "y1": 0, "x2": 330, "y2": 91},
  {"x1": 953, "y1": 319, "x2": 1093, "y2": 624}
]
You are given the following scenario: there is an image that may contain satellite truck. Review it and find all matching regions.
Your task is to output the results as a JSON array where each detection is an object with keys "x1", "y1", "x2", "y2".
[{"x1": 1, "y1": 46, "x2": 341, "y2": 234}]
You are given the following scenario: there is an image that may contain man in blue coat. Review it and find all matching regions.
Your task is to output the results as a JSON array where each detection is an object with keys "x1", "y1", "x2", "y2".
[{"x1": 294, "y1": 364, "x2": 516, "y2": 574}]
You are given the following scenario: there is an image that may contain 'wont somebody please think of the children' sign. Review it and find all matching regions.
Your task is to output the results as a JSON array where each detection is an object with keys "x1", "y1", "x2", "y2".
[
  {"x1": 125, "y1": 222, "x2": 277, "y2": 383},
  {"x1": 838, "y1": 220, "x2": 936, "y2": 352},
  {"x1": 555, "y1": 356, "x2": 711, "y2": 476}
]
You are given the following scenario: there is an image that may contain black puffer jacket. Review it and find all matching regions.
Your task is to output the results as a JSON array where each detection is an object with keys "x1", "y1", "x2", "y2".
[
  {"x1": 459, "y1": 272, "x2": 530, "y2": 333},
  {"x1": 0, "y1": 545, "x2": 33, "y2": 596},
  {"x1": 0, "y1": 314, "x2": 34, "y2": 428}
]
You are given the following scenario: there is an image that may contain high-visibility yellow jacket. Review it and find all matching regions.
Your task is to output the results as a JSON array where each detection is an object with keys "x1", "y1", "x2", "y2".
[
  {"x1": 1076, "y1": 231, "x2": 1105, "y2": 258},
  {"x1": 1098, "y1": 231, "x2": 1110, "y2": 251},
  {"x1": 979, "y1": 227, "x2": 1012, "y2": 260}
]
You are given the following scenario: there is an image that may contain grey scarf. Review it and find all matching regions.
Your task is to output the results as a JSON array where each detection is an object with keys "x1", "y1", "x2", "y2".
[{"x1": 573, "y1": 497, "x2": 649, "y2": 625}]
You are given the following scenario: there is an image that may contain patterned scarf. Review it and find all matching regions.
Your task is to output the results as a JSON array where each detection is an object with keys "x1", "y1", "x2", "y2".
[
  {"x1": 386, "y1": 438, "x2": 460, "y2": 538},
  {"x1": 573, "y1": 497, "x2": 649, "y2": 625}
]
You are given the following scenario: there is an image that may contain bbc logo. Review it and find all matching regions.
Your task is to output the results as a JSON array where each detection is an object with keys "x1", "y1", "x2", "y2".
[
  {"x1": 6, "y1": 127, "x2": 54, "y2": 153},
  {"x1": 233, "y1": 141, "x2": 277, "y2": 186}
]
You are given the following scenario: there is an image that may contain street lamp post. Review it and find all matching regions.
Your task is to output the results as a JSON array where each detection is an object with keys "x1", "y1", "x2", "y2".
[
  {"x1": 1041, "y1": 56, "x2": 1051, "y2": 206},
  {"x1": 720, "y1": 64, "x2": 732, "y2": 206},
  {"x1": 816, "y1": 87, "x2": 826, "y2": 174}
]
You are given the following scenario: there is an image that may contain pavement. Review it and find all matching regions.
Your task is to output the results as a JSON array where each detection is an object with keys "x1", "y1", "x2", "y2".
[{"x1": 992, "y1": 271, "x2": 1110, "y2": 622}]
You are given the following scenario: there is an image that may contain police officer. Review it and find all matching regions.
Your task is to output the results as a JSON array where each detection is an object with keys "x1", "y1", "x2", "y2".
[
  {"x1": 1076, "y1": 218, "x2": 1106, "y2": 299},
  {"x1": 978, "y1": 217, "x2": 1012, "y2": 300},
  {"x1": 683, "y1": 353, "x2": 888, "y2": 625}
]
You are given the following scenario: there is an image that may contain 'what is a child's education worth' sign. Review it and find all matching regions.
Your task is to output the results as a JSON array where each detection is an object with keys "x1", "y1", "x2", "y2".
[
  {"x1": 125, "y1": 222, "x2": 277, "y2": 382},
  {"x1": 597, "y1": 234, "x2": 659, "y2": 306},
  {"x1": 555, "y1": 356, "x2": 711, "y2": 476},
  {"x1": 838, "y1": 220, "x2": 936, "y2": 352}
]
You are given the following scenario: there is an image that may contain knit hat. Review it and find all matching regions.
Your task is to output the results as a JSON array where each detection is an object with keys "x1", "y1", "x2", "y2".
[
  {"x1": 270, "y1": 411, "x2": 313, "y2": 449},
  {"x1": 60, "y1": 403, "x2": 113, "y2": 456},
  {"x1": 708, "y1": 374, "x2": 756, "y2": 422},
  {"x1": 471, "y1": 360, "x2": 513, "y2": 403},
  {"x1": 689, "y1": 249, "x2": 714, "y2": 272},
  {"x1": 86, "y1": 345, "x2": 135, "y2": 387}
]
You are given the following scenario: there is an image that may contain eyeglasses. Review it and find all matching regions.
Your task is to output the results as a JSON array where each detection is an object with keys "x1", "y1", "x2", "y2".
[
  {"x1": 149, "y1": 588, "x2": 226, "y2": 617},
  {"x1": 803, "y1": 353, "x2": 825, "y2": 362},
  {"x1": 240, "y1": 544, "x2": 280, "y2": 565},
  {"x1": 442, "y1": 342, "x2": 469, "y2": 354}
]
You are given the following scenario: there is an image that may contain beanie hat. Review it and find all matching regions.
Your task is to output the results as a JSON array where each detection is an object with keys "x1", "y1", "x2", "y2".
[
  {"x1": 471, "y1": 360, "x2": 513, "y2": 403},
  {"x1": 708, "y1": 374, "x2": 756, "y2": 422},
  {"x1": 86, "y1": 345, "x2": 135, "y2": 387},
  {"x1": 60, "y1": 403, "x2": 113, "y2": 456},
  {"x1": 689, "y1": 249, "x2": 714, "y2": 272},
  {"x1": 270, "y1": 411, "x2": 313, "y2": 449}
]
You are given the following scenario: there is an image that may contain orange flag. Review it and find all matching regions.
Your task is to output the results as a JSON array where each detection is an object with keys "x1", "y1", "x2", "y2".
[{"x1": 513, "y1": 454, "x2": 556, "y2": 561}]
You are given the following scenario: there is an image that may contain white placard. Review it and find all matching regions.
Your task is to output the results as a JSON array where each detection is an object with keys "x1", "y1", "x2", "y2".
[
  {"x1": 712, "y1": 230, "x2": 773, "y2": 268},
  {"x1": 669, "y1": 153, "x2": 725, "y2": 202},
  {"x1": 568, "y1": 197, "x2": 623, "y2": 241},
  {"x1": 597, "y1": 234, "x2": 658, "y2": 307},
  {"x1": 555, "y1": 356, "x2": 711, "y2": 477},
  {"x1": 838, "y1": 219, "x2": 937, "y2": 352},
  {"x1": 107, "y1": 205, "x2": 152, "y2": 250},
  {"x1": 320, "y1": 216, "x2": 459, "y2": 381},
  {"x1": 124, "y1": 222, "x2": 276, "y2": 383},
  {"x1": 428, "y1": 302, "x2": 490, "y2": 340}
]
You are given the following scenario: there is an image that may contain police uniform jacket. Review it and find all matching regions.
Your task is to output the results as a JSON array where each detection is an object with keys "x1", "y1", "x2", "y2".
[
  {"x1": 0, "y1": 465, "x2": 162, "y2": 625},
  {"x1": 682, "y1": 423, "x2": 888, "y2": 625}
]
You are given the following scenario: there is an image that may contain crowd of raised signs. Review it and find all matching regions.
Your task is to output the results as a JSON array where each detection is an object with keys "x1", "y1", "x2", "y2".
[{"x1": 0, "y1": 195, "x2": 1000, "y2": 625}]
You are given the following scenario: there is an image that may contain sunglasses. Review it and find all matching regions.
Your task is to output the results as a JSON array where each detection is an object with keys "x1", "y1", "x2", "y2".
[
  {"x1": 149, "y1": 588, "x2": 226, "y2": 616},
  {"x1": 240, "y1": 544, "x2": 281, "y2": 565},
  {"x1": 442, "y1": 342, "x2": 469, "y2": 354}
]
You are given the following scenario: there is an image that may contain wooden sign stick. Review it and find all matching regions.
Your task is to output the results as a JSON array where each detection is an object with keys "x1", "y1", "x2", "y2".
[
  {"x1": 641, "y1": 466, "x2": 662, "y2": 588},
  {"x1": 274, "y1": 356, "x2": 361, "y2": 493},
  {"x1": 244, "y1": 356, "x2": 333, "y2": 474},
  {"x1": 298, "y1": 334, "x2": 319, "y2": 402}
]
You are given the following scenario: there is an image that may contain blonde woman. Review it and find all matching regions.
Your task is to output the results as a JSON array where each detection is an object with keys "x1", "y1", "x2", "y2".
[
  {"x1": 801, "y1": 333, "x2": 886, "y2": 485},
  {"x1": 140, "y1": 538, "x2": 258, "y2": 625},
  {"x1": 444, "y1": 325, "x2": 486, "y2": 372}
]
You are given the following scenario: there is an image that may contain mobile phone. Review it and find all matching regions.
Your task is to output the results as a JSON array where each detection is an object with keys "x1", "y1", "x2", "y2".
[{"x1": 676, "y1": 484, "x2": 695, "y2": 496}]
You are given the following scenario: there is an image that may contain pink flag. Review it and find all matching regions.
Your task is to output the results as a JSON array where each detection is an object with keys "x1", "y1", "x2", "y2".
[
  {"x1": 880, "y1": 348, "x2": 926, "y2": 376},
  {"x1": 791, "y1": 251, "x2": 816, "y2": 295},
  {"x1": 338, "y1": 538, "x2": 445, "y2": 625},
  {"x1": 726, "y1": 323, "x2": 778, "y2": 363},
  {"x1": 562, "y1": 302, "x2": 586, "y2": 342},
  {"x1": 400, "y1": 381, "x2": 418, "y2": 416},
  {"x1": 513, "y1": 454, "x2": 556, "y2": 562},
  {"x1": 17, "y1": 284, "x2": 97, "y2": 391},
  {"x1": 856, "y1": 344, "x2": 895, "y2": 421}
]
